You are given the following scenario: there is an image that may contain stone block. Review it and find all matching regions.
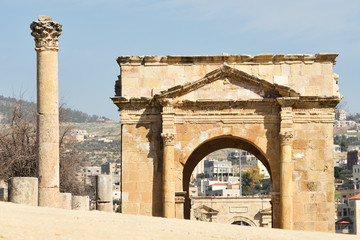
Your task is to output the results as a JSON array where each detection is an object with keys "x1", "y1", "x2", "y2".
[
  {"x1": 273, "y1": 75, "x2": 288, "y2": 86},
  {"x1": 38, "y1": 142, "x2": 59, "y2": 188},
  {"x1": 96, "y1": 175, "x2": 112, "y2": 212},
  {"x1": 258, "y1": 65, "x2": 274, "y2": 77},
  {"x1": 72, "y1": 195, "x2": 89, "y2": 211},
  {"x1": 122, "y1": 66, "x2": 140, "y2": 78},
  {"x1": 97, "y1": 203, "x2": 113, "y2": 212},
  {"x1": 0, "y1": 188, "x2": 8, "y2": 201},
  {"x1": 280, "y1": 64, "x2": 290, "y2": 75},
  {"x1": 59, "y1": 192, "x2": 72, "y2": 210},
  {"x1": 8, "y1": 177, "x2": 38, "y2": 206},
  {"x1": 290, "y1": 64, "x2": 302, "y2": 76},
  {"x1": 39, "y1": 187, "x2": 60, "y2": 208}
]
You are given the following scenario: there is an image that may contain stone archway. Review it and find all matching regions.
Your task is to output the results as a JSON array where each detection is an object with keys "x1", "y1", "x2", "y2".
[
  {"x1": 112, "y1": 53, "x2": 340, "y2": 232},
  {"x1": 229, "y1": 216, "x2": 258, "y2": 227},
  {"x1": 182, "y1": 135, "x2": 271, "y2": 219}
]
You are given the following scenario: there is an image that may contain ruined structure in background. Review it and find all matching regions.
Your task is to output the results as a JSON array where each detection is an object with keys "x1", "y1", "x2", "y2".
[
  {"x1": 112, "y1": 54, "x2": 340, "y2": 232},
  {"x1": 30, "y1": 16, "x2": 62, "y2": 207},
  {"x1": 191, "y1": 196, "x2": 272, "y2": 227}
]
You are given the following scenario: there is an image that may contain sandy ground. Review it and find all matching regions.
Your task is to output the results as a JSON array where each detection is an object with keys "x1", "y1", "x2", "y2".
[{"x1": 0, "y1": 201, "x2": 357, "y2": 240}]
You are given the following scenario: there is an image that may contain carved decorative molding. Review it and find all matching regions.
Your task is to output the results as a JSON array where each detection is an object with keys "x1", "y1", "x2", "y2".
[
  {"x1": 30, "y1": 19, "x2": 62, "y2": 50},
  {"x1": 277, "y1": 97, "x2": 299, "y2": 108},
  {"x1": 161, "y1": 133, "x2": 175, "y2": 146},
  {"x1": 175, "y1": 191, "x2": 186, "y2": 203},
  {"x1": 117, "y1": 53, "x2": 339, "y2": 66},
  {"x1": 279, "y1": 131, "x2": 293, "y2": 145}
]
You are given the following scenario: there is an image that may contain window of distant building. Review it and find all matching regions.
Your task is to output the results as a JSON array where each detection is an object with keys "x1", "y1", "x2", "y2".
[{"x1": 344, "y1": 208, "x2": 348, "y2": 216}]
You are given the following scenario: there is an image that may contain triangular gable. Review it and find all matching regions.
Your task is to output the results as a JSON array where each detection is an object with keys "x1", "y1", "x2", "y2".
[
  {"x1": 194, "y1": 205, "x2": 219, "y2": 215},
  {"x1": 153, "y1": 65, "x2": 299, "y2": 100}
]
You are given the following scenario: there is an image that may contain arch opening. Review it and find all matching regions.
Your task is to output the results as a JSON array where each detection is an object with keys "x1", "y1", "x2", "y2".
[{"x1": 183, "y1": 135, "x2": 272, "y2": 220}]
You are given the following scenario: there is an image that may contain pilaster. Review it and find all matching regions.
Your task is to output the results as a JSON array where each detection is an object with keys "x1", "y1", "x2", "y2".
[
  {"x1": 161, "y1": 104, "x2": 176, "y2": 218},
  {"x1": 277, "y1": 97, "x2": 297, "y2": 230}
]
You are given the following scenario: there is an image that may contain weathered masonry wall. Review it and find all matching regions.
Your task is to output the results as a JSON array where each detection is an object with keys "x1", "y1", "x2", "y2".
[
  {"x1": 117, "y1": 54, "x2": 339, "y2": 99},
  {"x1": 112, "y1": 53, "x2": 340, "y2": 232},
  {"x1": 191, "y1": 196, "x2": 272, "y2": 227}
]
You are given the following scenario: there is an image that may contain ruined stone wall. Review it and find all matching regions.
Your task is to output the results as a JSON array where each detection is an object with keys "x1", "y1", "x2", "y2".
[{"x1": 191, "y1": 196, "x2": 272, "y2": 227}]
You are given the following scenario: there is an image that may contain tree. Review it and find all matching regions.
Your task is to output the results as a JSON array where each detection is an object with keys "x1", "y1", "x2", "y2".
[
  {"x1": 334, "y1": 135, "x2": 349, "y2": 152},
  {"x1": 241, "y1": 166, "x2": 265, "y2": 196},
  {"x1": 0, "y1": 101, "x2": 86, "y2": 195},
  {"x1": 334, "y1": 167, "x2": 342, "y2": 179}
]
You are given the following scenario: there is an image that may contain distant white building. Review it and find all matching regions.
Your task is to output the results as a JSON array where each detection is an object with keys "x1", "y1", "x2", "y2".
[
  {"x1": 79, "y1": 166, "x2": 101, "y2": 185},
  {"x1": 334, "y1": 120, "x2": 356, "y2": 128},
  {"x1": 98, "y1": 138, "x2": 113, "y2": 143},
  {"x1": 113, "y1": 184, "x2": 121, "y2": 201},
  {"x1": 339, "y1": 110, "x2": 347, "y2": 121},
  {"x1": 257, "y1": 162, "x2": 270, "y2": 179},
  {"x1": 205, "y1": 182, "x2": 243, "y2": 197},
  {"x1": 204, "y1": 159, "x2": 233, "y2": 179}
]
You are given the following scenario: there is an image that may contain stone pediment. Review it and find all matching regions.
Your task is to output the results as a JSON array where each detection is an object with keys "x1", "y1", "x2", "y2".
[{"x1": 153, "y1": 65, "x2": 299, "y2": 101}]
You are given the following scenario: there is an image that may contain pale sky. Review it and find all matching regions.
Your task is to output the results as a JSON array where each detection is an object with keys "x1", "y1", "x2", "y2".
[{"x1": 0, "y1": 0, "x2": 359, "y2": 120}]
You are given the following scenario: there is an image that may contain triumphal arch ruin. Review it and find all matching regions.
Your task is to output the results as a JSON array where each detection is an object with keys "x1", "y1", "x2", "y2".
[{"x1": 111, "y1": 53, "x2": 340, "y2": 232}]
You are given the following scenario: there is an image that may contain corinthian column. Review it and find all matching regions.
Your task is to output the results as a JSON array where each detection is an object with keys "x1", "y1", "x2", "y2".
[
  {"x1": 277, "y1": 97, "x2": 297, "y2": 230},
  {"x1": 161, "y1": 133, "x2": 175, "y2": 218},
  {"x1": 30, "y1": 15, "x2": 62, "y2": 208},
  {"x1": 279, "y1": 131, "x2": 293, "y2": 230}
]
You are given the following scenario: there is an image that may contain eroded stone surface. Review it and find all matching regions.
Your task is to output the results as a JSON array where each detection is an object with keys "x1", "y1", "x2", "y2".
[
  {"x1": 112, "y1": 54, "x2": 340, "y2": 232},
  {"x1": 8, "y1": 177, "x2": 38, "y2": 206},
  {"x1": 31, "y1": 16, "x2": 61, "y2": 208},
  {"x1": 72, "y1": 196, "x2": 89, "y2": 211}
]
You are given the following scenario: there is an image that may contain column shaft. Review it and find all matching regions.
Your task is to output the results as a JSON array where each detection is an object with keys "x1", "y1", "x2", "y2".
[
  {"x1": 280, "y1": 139, "x2": 293, "y2": 230},
  {"x1": 162, "y1": 133, "x2": 175, "y2": 218}
]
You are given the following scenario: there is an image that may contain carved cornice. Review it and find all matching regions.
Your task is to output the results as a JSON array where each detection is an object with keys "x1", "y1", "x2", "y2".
[
  {"x1": 30, "y1": 17, "x2": 62, "y2": 50},
  {"x1": 161, "y1": 133, "x2": 175, "y2": 146},
  {"x1": 111, "y1": 96, "x2": 341, "y2": 116},
  {"x1": 277, "y1": 97, "x2": 299, "y2": 108},
  {"x1": 279, "y1": 131, "x2": 293, "y2": 145},
  {"x1": 117, "y1": 53, "x2": 339, "y2": 66}
]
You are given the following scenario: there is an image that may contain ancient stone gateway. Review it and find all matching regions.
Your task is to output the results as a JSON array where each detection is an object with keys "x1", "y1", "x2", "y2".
[{"x1": 111, "y1": 54, "x2": 340, "y2": 232}]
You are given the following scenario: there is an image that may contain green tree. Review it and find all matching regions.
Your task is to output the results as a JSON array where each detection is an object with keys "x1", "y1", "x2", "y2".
[
  {"x1": 334, "y1": 167, "x2": 342, "y2": 179},
  {"x1": 241, "y1": 166, "x2": 265, "y2": 196}
]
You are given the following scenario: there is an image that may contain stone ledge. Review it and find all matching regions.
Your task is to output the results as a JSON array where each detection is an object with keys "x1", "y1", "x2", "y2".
[
  {"x1": 0, "y1": 201, "x2": 356, "y2": 239},
  {"x1": 117, "y1": 53, "x2": 339, "y2": 66}
]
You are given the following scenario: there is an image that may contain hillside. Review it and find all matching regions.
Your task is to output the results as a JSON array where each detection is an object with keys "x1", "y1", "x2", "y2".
[
  {"x1": 62, "y1": 122, "x2": 121, "y2": 166},
  {"x1": 0, "y1": 95, "x2": 120, "y2": 166},
  {"x1": 0, "y1": 95, "x2": 110, "y2": 123}
]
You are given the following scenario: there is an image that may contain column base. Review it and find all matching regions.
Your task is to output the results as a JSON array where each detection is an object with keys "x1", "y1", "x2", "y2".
[{"x1": 38, "y1": 187, "x2": 60, "y2": 208}]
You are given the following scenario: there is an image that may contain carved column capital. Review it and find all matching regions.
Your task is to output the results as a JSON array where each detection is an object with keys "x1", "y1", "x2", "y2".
[
  {"x1": 30, "y1": 16, "x2": 62, "y2": 50},
  {"x1": 279, "y1": 131, "x2": 293, "y2": 145},
  {"x1": 161, "y1": 133, "x2": 175, "y2": 146}
]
